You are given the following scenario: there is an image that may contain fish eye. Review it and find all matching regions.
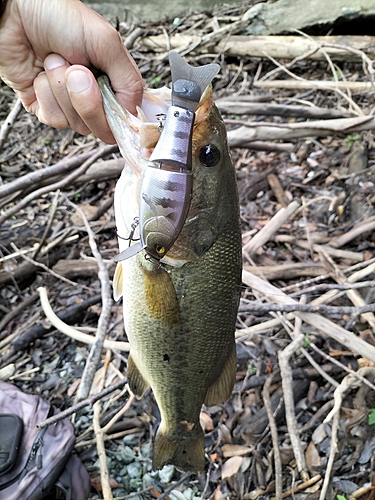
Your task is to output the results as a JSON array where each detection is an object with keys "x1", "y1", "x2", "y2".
[{"x1": 199, "y1": 144, "x2": 220, "y2": 167}]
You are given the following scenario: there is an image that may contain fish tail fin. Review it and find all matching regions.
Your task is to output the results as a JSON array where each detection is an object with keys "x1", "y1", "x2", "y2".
[{"x1": 152, "y1": 424, "x2": 205, "y2": 473}]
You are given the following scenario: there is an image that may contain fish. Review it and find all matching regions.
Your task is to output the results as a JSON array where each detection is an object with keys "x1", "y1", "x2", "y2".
[{"x1": 98, "y1": 55, "x2": 242, "y2": 473}]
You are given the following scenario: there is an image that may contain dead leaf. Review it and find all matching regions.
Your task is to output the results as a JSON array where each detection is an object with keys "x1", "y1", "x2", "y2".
[
  {"x1": 90, "y1": 475, "x2": 120, "y2": 491},
  {"x1": 221, "y1": 456, "x2": 243, "y2": 480},
  {"x1": 221, "y1": 444, "x2": 252, "y2": 458},
  {"x1": 209, "y1": 452, "x2": 221, "y2": 463},
  {"x1": 71, "y1": 203, "x2": 98, "y2": 225},
  {"x1": 200, "y1": 411, "x2": 214, "y2": 431},
  {"x1": 305, "y1": 441, "x2": 321, "y2": 470},
  {"x1": 67, "y1": 377, "x2": 81, "y2": 397}
]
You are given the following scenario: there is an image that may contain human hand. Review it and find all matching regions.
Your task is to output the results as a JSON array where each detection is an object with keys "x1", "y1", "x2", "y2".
[{"x1": 0, "y1": 0, "x2": 143, "y2": 143}]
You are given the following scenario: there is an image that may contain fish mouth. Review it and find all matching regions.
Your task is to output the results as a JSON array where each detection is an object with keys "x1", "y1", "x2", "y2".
[{"x1": 98, "y1": 75, "x2": 171, "y2": 173}]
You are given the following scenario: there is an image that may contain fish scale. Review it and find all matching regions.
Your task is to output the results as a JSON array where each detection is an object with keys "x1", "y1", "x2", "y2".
[{"x1": 99, "y1": 63, "x2": 242, "y2": 472}]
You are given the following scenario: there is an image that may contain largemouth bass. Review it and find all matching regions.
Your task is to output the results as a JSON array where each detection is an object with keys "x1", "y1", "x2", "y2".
[{"x1": 98, "y1": 56, "x2": 242, "y2": 473}]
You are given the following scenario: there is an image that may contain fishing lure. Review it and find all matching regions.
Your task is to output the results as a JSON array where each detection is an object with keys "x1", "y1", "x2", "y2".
[{"x1": 115, "y1": 51, "x2": 219, "y2": 262}]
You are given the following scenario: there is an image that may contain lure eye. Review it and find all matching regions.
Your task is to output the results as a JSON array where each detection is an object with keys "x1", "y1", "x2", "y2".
[
  {"x1": 199, "y1": 144, "x2": 220, "y2": 167},
  {"x1": 155, "y1": 245, "x2": 166, "y2": 256}
]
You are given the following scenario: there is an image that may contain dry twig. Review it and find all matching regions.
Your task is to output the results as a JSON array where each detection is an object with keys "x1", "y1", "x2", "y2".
[
  {"x1": 37, "y1": 377, "x2": 128, "y2": 429},
  {"x1": 0, "y1": 146, "x2": 113, "y2": 226},
  {"x1": 93, "y1": 350, "x2": 114, "y2": 500},
  {"x1": 262, "y1": 372, "x2": 283, "y2": 500},
  {"x1": 37, "y1": 287, "x2": 130, "y2": 352},
  {"x1": 243, "y1": 201, "x2": 300, "y2": 257},
  {"x1": 278, "y1": 319, "x2": 309, "y2": 481},
  {"x1": 0, "y1": 98, "x2": 23, "y2": 152},
  {"x1": 65, "y1": 199, "x2": 114, "y2": 401},
  {"x1": 242, "y1": 270, "x2": 375, "y2": 364}
]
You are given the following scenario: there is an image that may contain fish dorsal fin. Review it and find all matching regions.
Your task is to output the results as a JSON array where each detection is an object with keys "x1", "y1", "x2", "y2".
[{"x1": 169, "y1": 50, "x2": 220, "y2": 98}]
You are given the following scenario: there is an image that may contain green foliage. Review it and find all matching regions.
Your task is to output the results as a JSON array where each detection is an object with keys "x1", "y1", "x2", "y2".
[
  {"x1": 343, "y1": 134, "x2": 360, "y2": 144},
  {"x1": 150, "y1": 76, "x2": 162, "y2": 86},
  {"x1": 368, "y1": 408, "x2": 375, "y2": 425},
  {"x1": 337, "y1": 495, "x2": 347, "y2": 500}
]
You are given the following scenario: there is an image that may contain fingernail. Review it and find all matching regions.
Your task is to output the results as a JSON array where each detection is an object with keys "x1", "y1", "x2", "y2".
[
  {"x1": 45, "y1": 54, "x2": 66, "y2": 70},
  {"x1": 67, "y1": 70, "x2": 91, "y2": 94}
]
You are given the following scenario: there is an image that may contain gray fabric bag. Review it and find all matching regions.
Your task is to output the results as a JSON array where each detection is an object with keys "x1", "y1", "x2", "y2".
[{"x1": 0, "y1": 381, "x2": 91, "y2": 500}]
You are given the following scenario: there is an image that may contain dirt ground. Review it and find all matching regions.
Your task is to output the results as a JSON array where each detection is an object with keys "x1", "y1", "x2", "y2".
[{"x1": 1, "y1": 3, "x2": 375, "y2": 500}]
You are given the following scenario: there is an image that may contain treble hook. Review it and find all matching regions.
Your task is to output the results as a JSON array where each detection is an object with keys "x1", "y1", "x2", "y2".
[{"x1": 116, "y1": 217, "x2": 140, "y2": 247}]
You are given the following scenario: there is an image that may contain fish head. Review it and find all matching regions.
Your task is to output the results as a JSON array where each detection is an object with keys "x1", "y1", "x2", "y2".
[
  {"x1": 99, "y1": 74, "x2": 234, "y2": 266},
  {"x1": 161, "y1": 84, "x2": 236, "y2": 265}
]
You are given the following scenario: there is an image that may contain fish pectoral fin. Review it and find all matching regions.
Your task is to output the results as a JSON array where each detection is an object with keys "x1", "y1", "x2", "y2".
[
  {"x1": 113, "y1": 262, "x2": 123, "y2": 301},
  {"x1": 143, "y1": 265, "x2": 180, "y2": 327},
  {"x1": 204, "y1": 342, "x2": 237, "y2": 407},
  {"x1": 127, "y1": 355, "x2": 149, "y2": 398},
  {"x1": 153, "y1": 423, "x2": 205, "y2": 473}
]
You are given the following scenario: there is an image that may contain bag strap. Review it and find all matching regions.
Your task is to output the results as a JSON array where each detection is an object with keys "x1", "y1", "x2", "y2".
[{"x1": 55, "y1": 467, "x2": 72, "y2": 500}]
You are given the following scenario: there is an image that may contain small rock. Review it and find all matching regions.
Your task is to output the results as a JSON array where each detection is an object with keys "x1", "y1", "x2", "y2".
[
  {"x1": 127, "y1": 462, "x2": 142, "y2": 478},
  {"x1": 159, "y1": 464, "x2": 175, "y2": 483}
]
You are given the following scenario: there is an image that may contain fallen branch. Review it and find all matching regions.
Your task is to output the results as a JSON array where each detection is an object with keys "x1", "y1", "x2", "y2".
[
  {"x1": 242, "y1": 270, "x2": 375, "y2": 364},
  {"x1": 7, "y1": 293, "x2": 102, "y2": 354},
  {"x1": 253, "y1": 79, "x2": 373, "y2": 92},
  {"x1": 243, "y1": 262, "x2": 328, "y2": 280},
  {"x1": 329, "y1": 217, "x2": 375, "y2": 248},
  {"x1": 0, "y1": 146, "x2": 114, "y2": 227},
  {"x1": 243, "y1": 201, "x2": 300, "y2": 257},
  {"x1": 37, "y1": 287, "x2": 130, "y2": 353},
  {"x1": 238, "y1": 301, "x2": 375, "y2": 316},
  {"x1": 218, "y1": 100, "x2": 354, "y2": 119},
  {"x1": 37, "y1": 377, "x2": 128, "y2": 429},
  {"x1": 274, "y1": 235, "x2": 364, "y2": 262},
  {"x1": 93, "y1": 399, "x2": 113, "y2": 500},
  {"x1": 140, "y1": 34, "x2": 375, "y2": 62},
  {"x1": 227, "y1": 116, "x2": 373, "y2": 147},
  {"x1": 0, "y1": 144, "x2": 118, "y2": 200},
  {"x1": 319, "y1": 250, "x2": 375, "y2": 332}
]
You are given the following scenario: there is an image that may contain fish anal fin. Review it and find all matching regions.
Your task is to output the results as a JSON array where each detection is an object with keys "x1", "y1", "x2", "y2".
[
  {"x1": 204, "y1": 342, "x2": 237, "y2": 407},
  {"x1": 113, "y1": 262, "x2": 123, "y2": 301},
  {"x1": 127, "y1": 355, "x2": 149, "y2": 398},
  {"x1": 153, "y1": 423, "x2": 205, "y2": 473}
]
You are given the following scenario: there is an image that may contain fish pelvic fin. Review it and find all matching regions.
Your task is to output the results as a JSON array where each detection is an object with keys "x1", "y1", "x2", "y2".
[
  {"x1": 127, "y1": 355, "x2": 149, "y2": 398},
  {"x1": 153, "y1": 423, "x2": 205, "y2": 473},
  {"x1": 204, "y1": 342, "x2": 237, "y2": 407},
  {"x1": 113, "y1": 262, "x2": 123, "y2": 301}
]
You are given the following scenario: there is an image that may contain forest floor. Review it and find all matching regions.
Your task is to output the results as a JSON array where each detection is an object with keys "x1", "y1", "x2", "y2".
[{"x1": 1, "y1": 3, "x2": 375, "y2": 500}]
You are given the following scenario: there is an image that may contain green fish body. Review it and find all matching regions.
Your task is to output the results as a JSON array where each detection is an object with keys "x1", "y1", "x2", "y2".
[{"x1": 99, "y1": 75, "x2": 242, "y2": 472}]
